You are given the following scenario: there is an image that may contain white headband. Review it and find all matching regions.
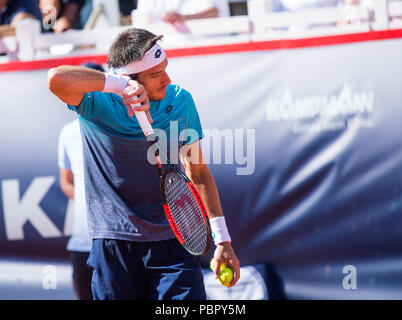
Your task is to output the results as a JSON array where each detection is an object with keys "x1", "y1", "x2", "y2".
[{"x1": 113, "y1": 43, "x2": 166, "y2": 75}]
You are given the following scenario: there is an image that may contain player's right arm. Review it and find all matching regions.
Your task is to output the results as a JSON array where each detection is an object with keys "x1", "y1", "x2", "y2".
[
  {"x1": 48, "y1": 65, "x2": 151, "y2": 120},
  {"x1": 47, "y1": 65, "x2": 105, "y2": 106}
]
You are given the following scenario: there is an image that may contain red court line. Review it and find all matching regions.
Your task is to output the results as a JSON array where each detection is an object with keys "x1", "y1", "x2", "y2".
[{"x1": 1, "y1": 28, "x2": 402, "y2": 73}]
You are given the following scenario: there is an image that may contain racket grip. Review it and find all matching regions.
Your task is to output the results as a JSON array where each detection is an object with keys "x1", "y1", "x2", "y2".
[{"x1": 131, "y1": 104, "x2": 154, "y2": 137}]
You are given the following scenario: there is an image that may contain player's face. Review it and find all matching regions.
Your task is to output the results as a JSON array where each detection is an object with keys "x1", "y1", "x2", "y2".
[{"x1": 136, "y1": 58, "x2": 171, "y2": 101}]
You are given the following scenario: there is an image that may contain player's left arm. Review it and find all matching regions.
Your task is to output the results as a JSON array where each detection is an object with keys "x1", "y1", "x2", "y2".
[{"x1": 180, "y1": 141, "x2": 240, "y2": 286}]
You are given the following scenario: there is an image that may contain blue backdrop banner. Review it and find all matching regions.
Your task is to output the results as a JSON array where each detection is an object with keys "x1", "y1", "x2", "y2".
[{"x1": 1, "y1": 35, "x2": 402, "y2": 299}]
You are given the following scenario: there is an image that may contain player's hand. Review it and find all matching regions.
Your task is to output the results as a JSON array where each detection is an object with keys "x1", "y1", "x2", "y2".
[
  {"x1": 122, "y1": 80, "x2": 152, "y2": 123},
  {"x1": 212, "y1": 241, "x2": 240, "y2": 287},
  {"x1": 162, "y1": 11, "x2": 184, "y2": 26}
]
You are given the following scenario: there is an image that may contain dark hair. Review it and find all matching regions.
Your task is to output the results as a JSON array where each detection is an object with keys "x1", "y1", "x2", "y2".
[{"x1": 107, "y1": 28, "x2": 163, "y2": 69}]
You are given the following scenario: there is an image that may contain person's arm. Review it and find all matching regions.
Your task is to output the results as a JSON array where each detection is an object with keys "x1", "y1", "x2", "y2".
[
  {"x1": 60, "y1": 168, "x2": 74, "y2": 199},
  {"x1": 0, "y1": 24, "x2": 15, "y2": 37},
  {"x1": 180, "y1": 141, "x2": 240, "y2": 287},
  {"x1": 7, "y1": 0, "x2": 43, "y2": 27},
  {"x1": 163, "y1": 7, "x2": 218, "y2": 25},
  {"x1": 53, "y1": 0, "x2": 81, "y2": 33},
  {"x1": 10, "y1": 12, "x2": 37, "y2": 26},
  {"x1": 182, "y1": 7, "x2": 218, "y2": 20},
  {"x1": 48, "y1": 65, "x2": 105, "y2": 106},
  {"x1": 47, "y1": 65, "x2": 151, "y2": 118}
]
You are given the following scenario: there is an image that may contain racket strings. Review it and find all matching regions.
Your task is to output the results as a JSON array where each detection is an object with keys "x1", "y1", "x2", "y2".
[{"x1": 164, "y1": 172, "x2": 208, "y2": 255}]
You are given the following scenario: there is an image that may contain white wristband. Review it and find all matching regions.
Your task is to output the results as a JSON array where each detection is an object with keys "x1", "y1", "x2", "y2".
[
  {"x1": 209, "y1": 216, "x2": 231, "y2": 245},
  {"x1": 102, "y1": 73, "x2": 130, "y2": 95}
]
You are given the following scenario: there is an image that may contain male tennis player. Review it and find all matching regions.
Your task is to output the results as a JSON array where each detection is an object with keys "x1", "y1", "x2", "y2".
[{"x1": 48, "y1": 28, "x2": 240, "y2": 300}]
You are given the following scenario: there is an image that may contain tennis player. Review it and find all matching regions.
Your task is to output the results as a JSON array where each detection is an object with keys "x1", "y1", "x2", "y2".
[{"x1": 48, "y1": 28, "x2": 240, "y2": 300}]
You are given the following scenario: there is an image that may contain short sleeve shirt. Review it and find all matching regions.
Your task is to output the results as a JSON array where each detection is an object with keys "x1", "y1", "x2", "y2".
[{"x1": 68, "y1": 84, "x2": 204, "y2": 242}]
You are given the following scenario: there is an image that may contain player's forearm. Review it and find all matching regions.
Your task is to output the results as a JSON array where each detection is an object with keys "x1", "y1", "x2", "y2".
[
  {"x1": 189, "y1": 164, "x2": 233, "y2": 246},
  {"x1": 48, "y1": 65, "x2": 105, "y2": 105},
  {"x1": 188, "y1": 164, "x2": 224, "y2": 219}
]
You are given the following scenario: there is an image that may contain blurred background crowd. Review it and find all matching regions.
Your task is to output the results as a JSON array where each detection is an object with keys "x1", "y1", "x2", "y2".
[{"x1": 0, "y1": 0, "x2": 397, "y2": 36}]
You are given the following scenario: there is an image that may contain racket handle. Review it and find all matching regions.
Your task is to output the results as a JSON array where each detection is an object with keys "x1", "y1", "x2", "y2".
[{"x1": 131, "y1": 104, "x2": 154, "y2": 137}]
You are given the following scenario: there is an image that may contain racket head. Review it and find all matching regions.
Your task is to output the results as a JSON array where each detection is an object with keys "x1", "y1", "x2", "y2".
[{"x1": 161, "y1": 168, "x2": 212, "y2": 256}]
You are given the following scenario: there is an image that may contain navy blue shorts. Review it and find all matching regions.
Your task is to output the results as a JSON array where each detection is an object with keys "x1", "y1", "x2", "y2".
[{"x1": 87, "y1": 238, "x2": 207, "y2": 300}]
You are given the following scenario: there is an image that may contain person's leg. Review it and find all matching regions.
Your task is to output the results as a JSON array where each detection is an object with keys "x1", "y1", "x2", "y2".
[
  {"x1": 87, "y1": 239, "x2": 146, "y2": 300},
  {"x1": 144, "y1": 238, "x2": 207, "y2": 300},
  {"x1": 70, "y1": 251, "x2": 93, "y2": 300}
]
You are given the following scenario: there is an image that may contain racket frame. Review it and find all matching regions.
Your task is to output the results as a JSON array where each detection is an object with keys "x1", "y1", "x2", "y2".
[
  {"x1": 132, "y1": 108, "x2": 212, "y2": 256},
  {"x1": 160, "y1": 165, "x2": 212, "y2": 256}
]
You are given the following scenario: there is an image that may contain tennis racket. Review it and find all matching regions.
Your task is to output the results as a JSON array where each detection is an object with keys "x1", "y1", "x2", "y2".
[{"x1": 133, "y1": 107, "x2": 212, "y2": 256}]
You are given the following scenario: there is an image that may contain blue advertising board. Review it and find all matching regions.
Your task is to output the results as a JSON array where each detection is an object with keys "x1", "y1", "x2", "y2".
[{"x1": 1, "y1": 33, "x2": 402, "y2": 298}]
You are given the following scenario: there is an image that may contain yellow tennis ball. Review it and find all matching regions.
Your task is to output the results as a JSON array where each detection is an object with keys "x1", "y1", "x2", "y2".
[
  {"x1": 219, "y1": 265, "x2": 233, "y2": 287},
  {"x1": 210, "y1": 259, "x2": 233, "y2": 287},
  {"x1": 210, "y1": 258, "x2": 216, "y2": 271}
]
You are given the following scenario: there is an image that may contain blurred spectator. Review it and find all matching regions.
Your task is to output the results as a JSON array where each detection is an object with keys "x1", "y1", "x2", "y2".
[
  {"x1": 57, "y1": 61, "x2": 105, "y2": 300},
  {"x1": 338, "y1": 0, "x2": 373, "y2": 26},
  {"x1": 136, "y1": 0, "x2": 226, "y2": 27},
  {"x1": 0, "y1": 0, "x2": 42, "y2": 27},
  {"x1": 41, "y1": 0, "x2": 137, "y2": 32},
  {"x1": 118, "y1": 0, "x2": 137, "y2": 25},
  {"x1": 272, "y1": 0, "x2": 342, "y2": 12},
  {"x1": 58, "y1": 116, "x2": 93, "y2": 299},
  {"x1": 40, "y1": 0, "x2": 86, "y2": 33},
  {"x1": 83, "y1": 0, "x2": 137, "y2": 27}
]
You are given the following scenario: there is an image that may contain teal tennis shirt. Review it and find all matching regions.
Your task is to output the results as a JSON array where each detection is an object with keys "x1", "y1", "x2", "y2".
[{"x1": 68, "y1": 85, "x2": 204, "y2": 242}]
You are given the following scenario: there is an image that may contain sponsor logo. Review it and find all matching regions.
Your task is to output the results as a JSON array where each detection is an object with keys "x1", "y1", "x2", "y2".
[
  {"x1": 165, "y1": 105, "x2": 173, "y2": 113},
  {"x1": 154, "y1": 49, "x2": 162, "y2": 59},
  {"x1": 266, "y1": 85, "x2": 375, "y2": 134}
]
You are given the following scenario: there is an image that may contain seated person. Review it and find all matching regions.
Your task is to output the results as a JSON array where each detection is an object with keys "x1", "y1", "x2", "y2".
[
  {"x1": 40, "y1": 0, "x2": 85, "y2": 33},
  {"x1": 0, "y1": 0, "x2": 42, "y2": 27},
  {"x1": 136, "y1": 0, "x2": 221, "y2": 27}
]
